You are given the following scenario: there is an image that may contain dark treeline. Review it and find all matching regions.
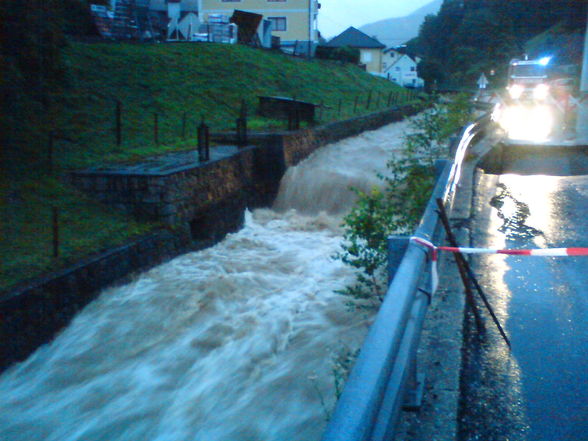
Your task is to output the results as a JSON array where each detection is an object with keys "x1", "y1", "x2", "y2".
[{"x1": 410, "y1": 0, "x2": 587, "y2": 87}]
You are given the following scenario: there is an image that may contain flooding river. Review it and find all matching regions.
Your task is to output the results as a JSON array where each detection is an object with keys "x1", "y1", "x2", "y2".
[{"x1": 0, "y1": 120, "x2": 411, "y2": 441}]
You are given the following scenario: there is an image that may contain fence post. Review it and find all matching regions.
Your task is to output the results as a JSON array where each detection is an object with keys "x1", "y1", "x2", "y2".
[
  {"x1": 48, "y1": 130, "x2": 54, "y2": 174},
  {"x1": 338, "y1": 99, "x2": 342, "y2": 118},
  {"x1": 115, "y1": 100, "x2": 122, "y2": 146},
  {"x1": 366, "y1": 90, "x2": 372, "y2": 109},
  {"x1": 318, "y1": 100, "x2": 324, "y2": 121},
  {"x1": 288, "y1": 97, "x2": 300, "y2": 131},
  {"x1": 197, "y1": 117, "x2": 210, "y2": 162},
  {"x1": 154, "y1": 113, "x2": 159, "y2": 145},
  {"x1": 181, "y1": 111, "x2": 187, "y2": 140},
  {"x1": 52, "y1": 207, "x2": 59, "y2": 258},
  {"x1": 236, "y1": 99, "x2": 248, "y2": 147}
]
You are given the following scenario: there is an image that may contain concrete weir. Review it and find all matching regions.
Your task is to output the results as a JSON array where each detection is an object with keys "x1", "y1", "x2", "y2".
[{"x1": 0, "y1": 103, "x2": 422, "y2": 373}]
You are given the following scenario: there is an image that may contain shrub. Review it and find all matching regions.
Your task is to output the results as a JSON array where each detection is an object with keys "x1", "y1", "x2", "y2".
[
  {"x1": 315, "y1": 45, "x2": 360, "y2": 64},
  {"x1": 336, "y1": 94, "x2": 473, "y2": 305}
]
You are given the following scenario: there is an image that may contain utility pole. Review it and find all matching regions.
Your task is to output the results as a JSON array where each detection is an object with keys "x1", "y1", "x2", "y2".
[
  {"x1": 581, "y1": 9, "x2": 588, "y2": 93},
  {"x1": 577, "y1": 8, "x2": 588, "y2": 141}
]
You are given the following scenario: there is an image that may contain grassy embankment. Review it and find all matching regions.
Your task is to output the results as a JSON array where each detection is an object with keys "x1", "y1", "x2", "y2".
[{"x1": 1, "y1": 42, "x2": 417, "y2": 292}]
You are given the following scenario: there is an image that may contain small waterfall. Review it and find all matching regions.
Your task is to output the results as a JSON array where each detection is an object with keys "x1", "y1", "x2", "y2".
[
  {"x1": 273, "y1": 121, "x2": 409, "y2": 215},
  {"x1": 0, "y1": 119, "x2": 411, "y2": 441}
]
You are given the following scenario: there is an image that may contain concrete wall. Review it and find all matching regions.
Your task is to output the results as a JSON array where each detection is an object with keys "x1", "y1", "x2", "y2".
[{"x1": 0, "y1": 102, "x2": 422, "y2": 373}]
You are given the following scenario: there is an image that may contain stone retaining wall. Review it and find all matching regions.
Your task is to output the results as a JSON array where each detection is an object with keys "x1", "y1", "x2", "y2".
[
  {"x1": 0, "y1": 230, "x2": 189, "y2": 372},
  {"x1": 281, "y1": 104, "x2": 419, "y2": 166}
]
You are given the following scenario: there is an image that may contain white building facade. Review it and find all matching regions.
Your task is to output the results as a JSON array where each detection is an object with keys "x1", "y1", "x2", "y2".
[{"x1": 383, "y1": 48, "x2": 424, "y2": 88}]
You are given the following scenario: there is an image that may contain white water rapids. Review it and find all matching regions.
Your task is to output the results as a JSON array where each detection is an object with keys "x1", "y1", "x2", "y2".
[{"x1": 0, "y1": 119, "x2": 411, "y2": 441}]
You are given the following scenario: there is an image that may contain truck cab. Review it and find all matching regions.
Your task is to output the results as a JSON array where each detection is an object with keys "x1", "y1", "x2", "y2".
[{"x1": 507, "y1": 57, "x2": 551, "y2": 101}]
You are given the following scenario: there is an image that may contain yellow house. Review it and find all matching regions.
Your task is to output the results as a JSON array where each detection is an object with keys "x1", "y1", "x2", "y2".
[
  {"x1": 198, "y1": 0, "x2": 320, "y2": 54},
  {"x1": 325, "y1": 27, "x2": 385, "y2": 74}
]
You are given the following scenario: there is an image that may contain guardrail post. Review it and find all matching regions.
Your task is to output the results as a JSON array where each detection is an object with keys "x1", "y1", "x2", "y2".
[
  {"x1": 435, "y1": 159, "x2": 449, "y2": 179},
  {"x1": 387, "y1": 236, "x2": 410, "y2": 285},
  {"x1": 402, "y1": 320, "x2": 426, "y2": 411}
]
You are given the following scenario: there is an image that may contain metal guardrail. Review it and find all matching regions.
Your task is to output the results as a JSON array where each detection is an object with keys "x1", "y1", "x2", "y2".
[{"x1": 321, "y1": 115, "x2": 491, "y2": 441}]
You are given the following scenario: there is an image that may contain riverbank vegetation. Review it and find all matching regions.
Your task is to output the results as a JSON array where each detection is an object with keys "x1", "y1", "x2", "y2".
[{"x1": 336, "y1": 94, "x2": 473, "y2": 305}]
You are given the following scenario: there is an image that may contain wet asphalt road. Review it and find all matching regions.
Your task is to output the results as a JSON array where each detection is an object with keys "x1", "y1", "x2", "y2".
[{"x1": 459, "y1": 151, "x2": 588, "y2": 441}]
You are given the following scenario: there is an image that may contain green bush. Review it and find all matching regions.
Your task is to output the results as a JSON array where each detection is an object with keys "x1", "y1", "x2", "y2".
[
  {"x1": 336, "y1": 94, "x2": 473, "y2": 305},
  {"x1": 315, "y1": 45, "x2": 360, "y2": 64}
]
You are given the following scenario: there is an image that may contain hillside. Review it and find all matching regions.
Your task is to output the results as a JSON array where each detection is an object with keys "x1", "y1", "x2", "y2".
[
  {"x1": 525, "y1": 23, "x2": 585, "y2": 65},
  {"x1": 1, "y1": 42, "x2": 415, "y2": 291},
  {"x1": 359, "y1": 0, "x2": 443, "y2": 47},
  {"x1": 6, "y1": 42, "x2": 412, "y2": 172}
]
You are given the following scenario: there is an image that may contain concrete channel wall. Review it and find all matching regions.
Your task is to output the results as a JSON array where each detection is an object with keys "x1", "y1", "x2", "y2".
[{"x1": 0, "y1": 103, "x2": 422, "y2": 373}]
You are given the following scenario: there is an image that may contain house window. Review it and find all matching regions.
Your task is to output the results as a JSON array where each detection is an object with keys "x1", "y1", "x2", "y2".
[
  {"x1": 361, "y1": 51, "x2": 372, "y2": 63},
  {"x1": 268, "y1": 17, "x2": 287, "y2": 31},
  {"x1": 410, "y1": 66, "x2": 416, "y2": 72},
  {"x1": 395, "y1": 66, "x2": 400, "y2": 71}
]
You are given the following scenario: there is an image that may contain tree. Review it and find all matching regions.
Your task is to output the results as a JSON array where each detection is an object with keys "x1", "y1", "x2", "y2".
[
  {"x1": 411, "y1": 0, "x2": 584, "y2": 87},
  {"x1": 417, "y1": 60, "x2": 444, "y2": 91}
]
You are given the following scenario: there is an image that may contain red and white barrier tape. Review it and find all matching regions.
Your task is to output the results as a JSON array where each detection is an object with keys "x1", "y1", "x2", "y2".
[{"x1": 410, "y1": 236, "x2": 588, "y2": 295}]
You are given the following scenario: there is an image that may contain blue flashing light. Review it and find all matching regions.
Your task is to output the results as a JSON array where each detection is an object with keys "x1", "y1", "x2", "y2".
[{"x1": 539, "y1": 57, "x2": 551, "y2": 66}]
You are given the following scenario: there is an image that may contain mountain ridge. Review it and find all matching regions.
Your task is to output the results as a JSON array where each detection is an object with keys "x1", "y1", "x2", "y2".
[{"x1": 359, "y1": 0, "x2": 443, "y2": 48}]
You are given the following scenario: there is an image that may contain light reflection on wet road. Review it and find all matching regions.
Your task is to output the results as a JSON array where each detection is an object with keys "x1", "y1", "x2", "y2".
[{"x1": 459, "y1": 170, "x2": 588, "y2": 441}]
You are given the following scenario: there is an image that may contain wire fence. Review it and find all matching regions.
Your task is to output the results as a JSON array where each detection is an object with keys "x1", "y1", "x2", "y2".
[{"x1": 44, "y1": 88, "x2": 421, "y2": 162}]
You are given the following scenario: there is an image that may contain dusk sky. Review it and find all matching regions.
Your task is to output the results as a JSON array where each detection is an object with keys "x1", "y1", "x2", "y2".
[{"x1": 317, "y1": 0, "x2": 435, "y2": 38}]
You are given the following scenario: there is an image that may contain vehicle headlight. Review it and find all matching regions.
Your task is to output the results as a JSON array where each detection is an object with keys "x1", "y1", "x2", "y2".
[
  {"x1": 498, "y1": 104, "x2": 553, "y2": 142},
  {"x1": 533, "y1": 83, "x2": 550, "y2": 101},
  {"x1": 508, "y1": 84, "x2": 524, "y2": 99}
]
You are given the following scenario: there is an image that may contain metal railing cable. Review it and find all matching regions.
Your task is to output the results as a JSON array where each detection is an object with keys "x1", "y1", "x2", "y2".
[{"x1": 321, "y1": 115, "x2": 490, "y2": 441}]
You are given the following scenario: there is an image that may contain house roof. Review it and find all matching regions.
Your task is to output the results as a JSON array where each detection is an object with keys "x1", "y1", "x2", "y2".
[
  {"x1": 325, "y1": 27, "x2": 385, "y2": 49},
  {"x1": 383, "y1": 47, "x2": 401, "y2": 55},
  {"x1": 388, "y1": 53, "x2": 415, "y2": 67}
]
